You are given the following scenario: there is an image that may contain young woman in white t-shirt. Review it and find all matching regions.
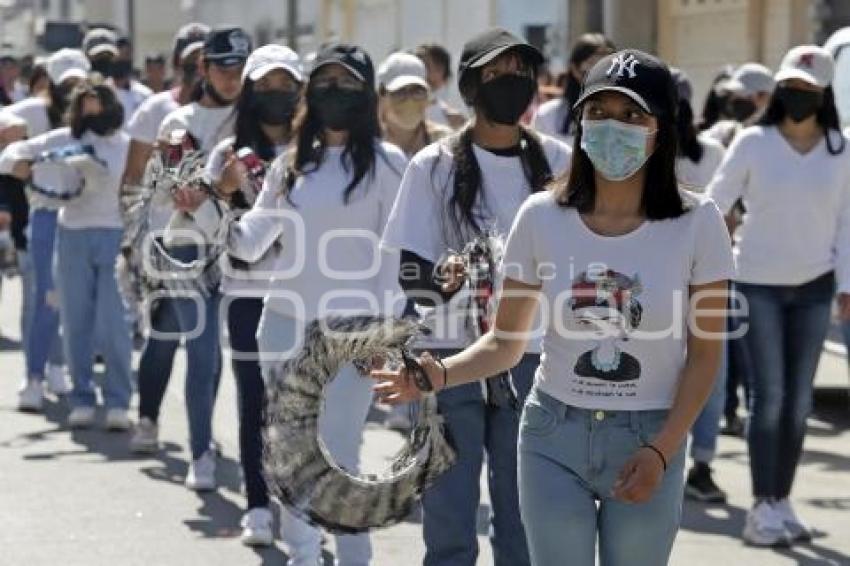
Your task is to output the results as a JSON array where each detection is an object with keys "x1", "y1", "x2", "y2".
[
  {"x1": 175, "y1": 44, "x2": 305, "y2": 548},
  {"x1": 1, "y1": 83, "x2": 134, "y2": 431},
  {"x1": 375, "y1": 49, "x2": 733, "y2": 566},
  {"x1": 127, "y1": 27, "x2": 251, "y2": 498},
  {"x1": 381, "y1": 29, "x2": 571, "y2": 566},
  {"x1": 0, "y1": 48, "x2": 90, "y2": 411},
  {"x1": 222, "y1": 44, "x2": 406, "y2": 565},
  {"x1": 707, "y1": 46, "x2": 850, "y2": 547}
]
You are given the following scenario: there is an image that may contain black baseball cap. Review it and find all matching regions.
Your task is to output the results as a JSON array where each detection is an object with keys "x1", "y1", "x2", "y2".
[
  {"x1": 310, "y1": 43, "x2": 374, "y2": 87},
  {"x1": 458, "y1": 28, "x2": 543, "y2": 81},
  {"x1": 203, "y1": 26, "x2": 252, "y2": 67},
  {"x1": 574, "y1": 49, "x2": 676, "y2": 117}
]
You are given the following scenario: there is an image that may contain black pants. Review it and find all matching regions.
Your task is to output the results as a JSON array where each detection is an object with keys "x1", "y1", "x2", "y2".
[{"x1": 227, "y1": 297, "x2": 269, "y2": 510}]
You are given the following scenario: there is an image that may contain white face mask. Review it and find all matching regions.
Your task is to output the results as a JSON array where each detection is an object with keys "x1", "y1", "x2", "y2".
[{"x1": 580, "y1": 119, "x2": 655, "y2": 181}]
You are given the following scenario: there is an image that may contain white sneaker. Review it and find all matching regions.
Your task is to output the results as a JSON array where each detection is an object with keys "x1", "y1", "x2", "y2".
[
  {"x1": 68, "y1": 406, "x2": 96, "y2": 429},
  {"x1": 240, "y1": 507, "x2": 274, "y2": 547},
  {"x1": 774, "y1": 499, "x2": 812, "y2": 541},
  {"x1": 185, "y1": 449, "x2": 217, "y2": 491},
  {"x1": 105, "y1": 408, "x2": 131, "y2": 431},
  {"x1": 45, "y1": 364, "x2": 70, "y2": 395},
  {"x1": 743, "y1": 501, "x2": 790, "y2": 547},
  {"x1": 17, "y1": 379, "x2": 44, "y2": 412},
  {"x1": 130, "y1": 417, "x2": 159, "y2": 453}
]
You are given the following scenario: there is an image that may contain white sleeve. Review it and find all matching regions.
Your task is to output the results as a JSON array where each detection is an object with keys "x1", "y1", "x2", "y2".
[
  {"x1": 375, "y1": 147, "x2": 408, "y2": 317},
  {"x1": 691, "y1": 200, "x2": 735, "y2": 285},
  {"x1": 380, "y1": 153, "x2": 446, "y2": 263},
  {"x1": 834, "y1": 175, "x2": 850, "y2": 294},
  {"x1": 705, "y1": 133, "x2": 750, "y2": 214},
  {"x1": 225, "y1": 159, "x2": 287, "y2": 262},
  {"x1": 126, "y1": 99, "x2": 161, "y2": 145},
  {"x1": 500, "y1": 197, "x2": 542, "y2": 286},
  {"x1": 204, "y1": 137, "x2": 232, "y2": 184},
  {"x1": 0, "y1": 129, "x2": 67, "y2": 173}
]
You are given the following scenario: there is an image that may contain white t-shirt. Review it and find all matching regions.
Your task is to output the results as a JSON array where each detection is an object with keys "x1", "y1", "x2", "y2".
[
  {"x1": 114, "y1": 80, "x2": 153, "y2": 126},
  {"x1": 381, "y1": 133, "x2": 572, "y2": 351},
  {"x1": 232, "y1": 141, "x2": 408, "y2": 322},
  {"x1": 531, "y1": 98, "x2": 574, "y2": 146},
  {"x1": 0, "y1": 97, "x2": 51, "y2": 138},
  {"x1": 126, "y1": 89, "x2": 180, "y2": 145},
  {"x1": 157, "y1": 102, "x2": 235, "y2": 153},
  {"x1": 675, "y1": 136, "x2": 725, "y2": 192},
  {"x1": 0, "y1": 97, "x2": 63, "y2": 211},
  {"x1": 501, "y1": 191, "x2": 733, "y2": 410},
  {"x1": 706, "y1": 125, "x2": 850, "y2": 292},
  {"x1": 0, "y1": 127, "x2": 129, "y2": 229},
  {"x1": 202, "y1": 135, "x2": 286, "y2": 295}
]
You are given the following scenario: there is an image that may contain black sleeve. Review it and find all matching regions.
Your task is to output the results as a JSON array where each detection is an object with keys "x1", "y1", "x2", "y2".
[
  {"x1": 0, "y1": 174, "x2": 29, "y2": 251},
  {"x1": 399, "y1": 249, "x2": 459, "y2": 307}
]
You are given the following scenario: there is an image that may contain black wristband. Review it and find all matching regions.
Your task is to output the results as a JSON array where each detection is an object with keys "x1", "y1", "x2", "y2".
[
  {"x1": 434, "y1": 357, "x2": 448, "y2": 389},
  {"x1": 642, "y1": 443, "x2": 668, "y2": 471}
]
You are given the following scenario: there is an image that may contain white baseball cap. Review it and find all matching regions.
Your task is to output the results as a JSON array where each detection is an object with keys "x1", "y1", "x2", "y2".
[
  {"x1": 46, "y1": 48, "x2": 91, "y2": 84},
  {"x1": 775, "y1": 45, "x2": 834, "y2": 88},
  {"x1": 242, "y1": 44, "x2": 304, "y2": 83},
  {"x1": 377, "y1": 52, "x2": 429, "y2": 93},
  {"x1": 724, "y1": 63, "x2": 775, "y2": 96},
  {"x1": 82, "y1": 28, "x2": 119, "y2": 58}
]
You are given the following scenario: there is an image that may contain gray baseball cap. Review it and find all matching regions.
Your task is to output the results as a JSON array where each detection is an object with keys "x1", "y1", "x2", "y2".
[{"x1": 723, "y1": 63, "x2": 775, "y2": 96}]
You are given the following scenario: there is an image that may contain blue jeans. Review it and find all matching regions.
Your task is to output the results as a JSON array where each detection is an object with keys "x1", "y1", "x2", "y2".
[
  {"x1": 738, "y1": 272, "x2": 834, "y2": 499},
  {"x1": 136, "y1": 297, "x2": 180, "y2": 421},
  {"x1": 420, "y1": 350, "x2": 536, "y2": 566},
  {"x1": 689, "y1": 338, "x2": 728, "y2": 464},
  {"x1": 519, "y1": 388, "x2": 687, "y2": 566},
  {"x1": 25, "y1": 209, "x2": 64, "y2": 377},
  {"x1": 55, "y1": 226, "x2": 132, "y2": 410}
]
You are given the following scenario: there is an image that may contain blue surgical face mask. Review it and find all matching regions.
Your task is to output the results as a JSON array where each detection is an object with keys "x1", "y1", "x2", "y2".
[{"x1": 580, "y1": 119, "x2": 655, "y2": 181}]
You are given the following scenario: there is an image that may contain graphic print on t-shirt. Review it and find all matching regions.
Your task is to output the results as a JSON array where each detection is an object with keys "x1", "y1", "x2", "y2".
[{"x1": 569, "y1": 269, "x2": 643, "y2": 384}]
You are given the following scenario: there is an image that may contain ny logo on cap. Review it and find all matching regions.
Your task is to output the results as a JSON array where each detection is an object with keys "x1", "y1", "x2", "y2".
[
  {"x1": 798, "y1": 53, "x2": 815, "y2": 69},
  {"x1": 607, "y1": 54, "x2": 639, "y2": 79},
  {"x1": 228, "y1": 31, "x2": 250, "y2": 56}
]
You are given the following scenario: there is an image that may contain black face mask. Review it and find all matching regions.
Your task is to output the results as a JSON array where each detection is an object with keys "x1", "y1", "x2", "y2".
[
  {"x1": 91, "y1": 58, "x2": 113, "y2": 77},
  {"x1": 81, "y1": 113, "x2": 116, "y2": 136},
  {"x1": 181, "y1": 61, "x2": 198, "y2": 85},
  {"x1": 477, "y1": 74, "x2": 536, "y2": 126},
  {"x1": 727, "y1": 98, "x2": 757, "y2": 123},
  {"x1": 252, "y1": 90, "x2": 299, "y2": 126},
  {"x1": 775, "y1": 87, "x2": 823, "y2": 123},
  {"x1": 203, "y1": 79, "x2": 234, "y2": 106},
  {"x1": 307, "y1": 85, "x2": 368, "y2": 131},
  {"x1": 111, "y1": 60, "x2": 133, "y2": 81}
]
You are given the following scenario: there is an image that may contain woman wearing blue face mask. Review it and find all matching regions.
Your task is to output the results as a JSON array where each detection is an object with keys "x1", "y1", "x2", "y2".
[{"x1": 374, "y1": 49, "x2": 733, "y2": 566}]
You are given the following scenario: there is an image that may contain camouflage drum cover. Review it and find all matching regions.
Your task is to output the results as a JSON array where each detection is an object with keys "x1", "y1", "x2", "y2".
[{"x1": 263, "y1": 315, "x2": 457, "y2": 534}]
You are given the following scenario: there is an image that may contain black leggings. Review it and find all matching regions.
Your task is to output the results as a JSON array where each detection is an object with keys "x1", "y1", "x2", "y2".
[{"x1": 227, "y1": 297, "x2": 269, "y2": 510}]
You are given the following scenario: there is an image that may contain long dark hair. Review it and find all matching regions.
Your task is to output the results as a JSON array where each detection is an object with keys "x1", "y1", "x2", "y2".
[
  {"x1": 282, "y1": 73, "x2": 382, "y2": 204},
  {"x1": 46, "y1": 80, "x2": 74, "y2": 129},
  {"x1": 441, "y1": 61, "x2": 553, "y2": 243},
  {"x1": 233, "y1": 79, "x2": 286, "y2": 161},
  {"x1": 67, "y1": 82, "x2": 124, "y2": 138},
  {"x1": 560, "y1": 33, "x2": 616, "y2": 136},
  {"x1": 758, "y1": 85, "x2": 845, "y2": 155},
  {"x1": 554, "y1": 97, "x2": 688, "y2": 220},
  {"x1": 677, "y1": 98, "x2": 704, "y2": 163},
  {"x1": 698, "y1": 68, "x2": 733, "y2": 131}
]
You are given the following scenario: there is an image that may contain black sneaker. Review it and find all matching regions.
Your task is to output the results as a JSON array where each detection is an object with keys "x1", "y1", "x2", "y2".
[{"x1": 685, "y1": 463, "x2": 727, "y2": 503}]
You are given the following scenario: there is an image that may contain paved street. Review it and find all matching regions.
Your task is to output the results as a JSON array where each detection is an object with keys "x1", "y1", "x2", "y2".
[{"x1": 1, "y1": 275, "x2": 849, "y2": 566}]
